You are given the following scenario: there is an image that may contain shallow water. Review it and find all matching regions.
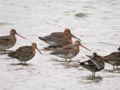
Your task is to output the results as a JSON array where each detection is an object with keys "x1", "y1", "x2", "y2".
[{"x1": 0, "y1": 0, "x2": 120, "y2": 90}]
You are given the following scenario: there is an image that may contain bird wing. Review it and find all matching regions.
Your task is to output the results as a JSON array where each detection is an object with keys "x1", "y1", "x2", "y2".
[
  {"x1": 104, "y1": 52, "x2": 120, "y2": 61},
  {"x1": 8, "y1": 46, "x2": 33, "y2": 59},
  {"x1": 39, "y1": 32, "x2": 64, "y2": 44},
  {"x1": 16, "y1": 46, "x2": 32, "y2": 53},
  {"x1": 0, "y1": 36, "x2": 11, "y2": 45},
  {"x1": 51, "y1": 44, "x2": 73, "y2": 55},
  {"x1": 15, "y1": 46, "x2": 32, "y2": 57},
  {"x1": 55, "y1": 39, "x2": 71, "y2": 47},
  {"x1": 47, "y1": 32, "x2": 64, "y2": 41},
  {"x1": 50, "y1": 32, "x2": 64, "y2": 38},
  {"x1": 0, "y1": 36, "x2": 11, "y2": 41},
  {"x1": 80, "y1": 60, "x2": 97, "y2": 71},
  {"x1": 86, "y1": 55, "x2": 104, "y2": 69},
  {"x1": 62, "y1": 44, "x2": 73, "y2": 49}
]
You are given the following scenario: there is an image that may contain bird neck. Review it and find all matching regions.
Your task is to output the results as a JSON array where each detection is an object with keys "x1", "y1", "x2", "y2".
[
  {"x1": 32, "y1": 46, "x2": 36, "y2": 55},
  {"x1": 65, "y1": 34, "x2": 72, "y2": 43},
  {"x1": 73, "y1": 44, "x2": 79, "y2": 50},
  {"x1": 10, "y1": 34, "x2": 16, "y2": 41}
]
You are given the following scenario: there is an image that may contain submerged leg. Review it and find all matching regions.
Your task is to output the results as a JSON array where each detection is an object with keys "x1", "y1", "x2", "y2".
[
  {"x1": 24, "y1": 61, "x2": 27, "y2": 65},
  {"x1": 3, "y1": 50, "x2": 6, "y2": 53},
  {"x1": 116, "y1": 65, "x2": 119, "y2": 70},
  {"x1": 69, "y1": 58, "x2": 72, "y2": 63},
  {"x1": 65, "y1": 58, "x2": 67, "y2": 62},
  {"x1": 20, "y1": 61, "x2": 27, "y2": 65},
  {"x1": 92, "y1": 72, "x2": 95, "y2": 79},
  {"x1": 113, "y1": 65, "x2": 115, "y2": 70}
]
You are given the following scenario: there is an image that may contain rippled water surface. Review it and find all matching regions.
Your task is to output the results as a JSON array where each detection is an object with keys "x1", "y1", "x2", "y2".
[{"x1": 0, "y1": 0, "x2": 120, "y2": 90}]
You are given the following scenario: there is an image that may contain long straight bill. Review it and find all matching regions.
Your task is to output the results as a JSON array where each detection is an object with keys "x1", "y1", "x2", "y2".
[
  {"x1": 81, "y1": 44, "x2": 91, "y2": 51},
  {"x1": 36, "y1": 47, "x2": 43, "y2": 55},
  {"x1": 16, "y1": 33, "x2": 27, "y2": 39},
  {"x1": 71, "y1": 34, "x2": 81, "y2": 41}
]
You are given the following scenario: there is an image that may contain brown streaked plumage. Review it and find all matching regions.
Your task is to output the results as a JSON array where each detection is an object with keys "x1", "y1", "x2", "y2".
[
  {"x1": 0, "y1": 29, "x2": 26, "y2": 51},
  {"x1": 39, "y1": 28, "x2": 80, "y2": 47},
  {"x1": 51, "y1": 40, "x2": 90, "y2": 62},
  {"x1": 79, "y1": 52, "x2": 105, "y2": 77},
  {"x1": 8, "y1": 43, "x2": 42, "y2": 64},
  {"x1": 44, "y1": 32, "x2": 73, "y2": 50},
  {"x1": 104, "y1": 47, "x2": 120, "y2": 70}
]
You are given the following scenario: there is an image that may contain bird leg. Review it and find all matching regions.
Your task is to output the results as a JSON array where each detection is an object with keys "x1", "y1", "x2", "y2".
[
  {"x1": 20, "y1": 61, "x2": 27, "y2": 65},
  {"x1": 113, "y1": 65, "x2": 115, "y2": 70},
  {"x1": 92, "y1": 72, "x2": 95, "y2": 79},
  {"x1": 68, "y1": 58, "x2": 72, "y2": 63},
  {"x1": 91, "y1": 67, "x2": 96, "y2": 78},
  {"x1": 24, "y1": 61, "x2": 27, "y2": 65},
  {"x1": 116, "y1": 65, "x2": 119, "y2": 70},
  {"x1": 3, "y1": 50, "x2": 6, "y2": 53},
  {"x1": 65, "y1": 58, "x2": 67, "y2": 62}
]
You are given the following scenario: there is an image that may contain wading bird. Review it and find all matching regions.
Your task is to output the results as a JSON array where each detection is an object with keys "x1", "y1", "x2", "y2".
[
  {"x1": 8, "y1": 43, "x2": 42, "y2": 64},
  {"x1": 39, "y1": 28, "x2": 80, "y2": 49},
  {"x1": 79, "y1": 52, "x2": 105, "y2": 78},
  {"x1": 51, "y1": 40, "x2": 90, "y2": 62},
  {"x1": 104, "y1": 47, "x2": 120, "y2": 70},
  {"x1": 0, "y1": 29, "x2": 26, "y2": 52}
]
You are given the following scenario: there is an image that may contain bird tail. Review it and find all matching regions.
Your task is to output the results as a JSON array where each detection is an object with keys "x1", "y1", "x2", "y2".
[
  {"x1": 80, "y1": 62, "x2": 85, "y2": 65},
  {"x1": 79, "y1": 62, "x2": 85, "y2": 65},
  {"x1": 50, "y1": 50, "x2": 59, "y2": 55},
  {"x1": 50, "y1": 52, "x2": 55, "y2": 55},
  {"x1": 8, "y1": 51, "x2": 17, "y2": 58},
  {"x1": 38, "y1": 36, "x2": 46, "y2": 41}
]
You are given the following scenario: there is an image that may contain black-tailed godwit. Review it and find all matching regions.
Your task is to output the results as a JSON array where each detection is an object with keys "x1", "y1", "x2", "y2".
[
  {"x1": 51, "y1": 40, "x2": 90, "y2": 62},
  {"x1": 79, "y1": 52, "x2": 105, "y2": 77},
  {"x1": 104, "y1": 47, "x2": 120, "y2": 70},
  {"x1": 8, "y1": 43, "x2": 42, "y2": 64},
  {"x1": 0, "y1": 29, "x2": 26, "y2": 51}
]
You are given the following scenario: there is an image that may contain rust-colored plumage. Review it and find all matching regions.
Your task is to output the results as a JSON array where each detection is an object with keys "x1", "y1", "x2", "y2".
[
  {"x1": 8, "y1": 43, "x2": 42, "y2": 64},
  {"x1": 51, "y1": 40, "x2": 90, "y2": 62},
  {"x1": 0, "y1": 29, "x2": 26, "y2": 51},
  {"x1": 104, "y1": 47, "x2": 120, "y2": 70},
  {"x1": 80, "y1": 52, "x2": 105, "y2": 77},
  {"x1": 39, "y1": 28, "x2": 80, "y2": 48}
]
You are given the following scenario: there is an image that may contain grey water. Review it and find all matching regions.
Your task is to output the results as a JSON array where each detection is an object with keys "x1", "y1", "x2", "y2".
[{"x1": 0, "y1": 0, "x2": 120, "y2": 90}]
